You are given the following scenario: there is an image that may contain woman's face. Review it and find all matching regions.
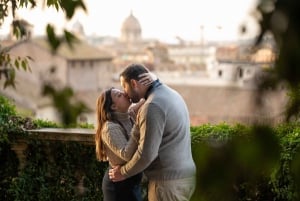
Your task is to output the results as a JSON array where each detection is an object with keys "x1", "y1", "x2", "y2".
[{"x1": 110, "y1": 88, "x2": 131, "y2": 113}]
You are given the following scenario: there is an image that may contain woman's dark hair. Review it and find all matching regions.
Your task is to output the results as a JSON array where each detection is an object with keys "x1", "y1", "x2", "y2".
[{"x1": 95, "y1": 87, "x2": 115, "y2": 161}]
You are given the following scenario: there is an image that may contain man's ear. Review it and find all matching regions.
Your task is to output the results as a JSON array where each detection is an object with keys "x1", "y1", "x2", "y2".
[{"x1": 130, "y1": 79, "x2": 139, "y2": 88}]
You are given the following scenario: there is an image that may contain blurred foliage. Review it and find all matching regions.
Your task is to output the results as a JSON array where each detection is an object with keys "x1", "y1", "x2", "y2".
[
  {"x1": 0, "y1": 95, "x2": 104, "y2": 200},
  {"x1": 0, "y1": 95, "x2": 36, "y2": 143},
  {"x1": 1, "y1": 109, "x2": 300, "y2": 201},
  {"x1": 42, "y1": 84, "x2": 91, "y2": 127},
  {"x1": 33, "y1": 118, "x2": 60, "y2": 129},
  {"x1": 0, "y1": 0, "x2": 86, "y2": 88},
  {"x1": 7, "y1": 140, "x2": 106, "y2": 201},
  {"x1": 0, "y1": 140, "x2": 18, "y2": 201},
  {"x1": 0, "y1": 0, "x2": 88, "y2": 127},
  {"x1": 0, "y1": 50, "x2": 32, "y2": 89},
  {"x1": 0, "y1": 94, "x2": 17, "y2": 116},
  {"x1": 190, "y1": 123, "x2": 300, "y2": 201},
  {"x1": 252, "y1": 0, "x2": 300, "y2": 121}
]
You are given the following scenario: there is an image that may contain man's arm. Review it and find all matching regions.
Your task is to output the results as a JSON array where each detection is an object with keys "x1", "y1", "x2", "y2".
[{"x1": 109, "y1": 103, "x2": 165, "y2": 181}]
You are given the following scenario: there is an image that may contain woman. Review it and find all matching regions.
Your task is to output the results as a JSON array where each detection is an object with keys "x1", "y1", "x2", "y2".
[{"x1": 95, "y1": 74, "x2": 155, "y2": 201}]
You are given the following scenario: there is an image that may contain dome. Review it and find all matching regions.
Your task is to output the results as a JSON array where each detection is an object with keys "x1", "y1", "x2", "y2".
[
  {"x1": 71, "y1": 20, "x2": 85, "y2": 38},
  {"x1": 121, "y1": 12, "x2": 141, "y2": 33},
  {"x1": 120, "y1": 11, "x2": 142, "y2": 43}
]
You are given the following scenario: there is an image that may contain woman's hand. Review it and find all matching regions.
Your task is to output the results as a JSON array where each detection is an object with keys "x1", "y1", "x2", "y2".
[
  {"x1": 138, "y1": 72, "x2": 157, "y2": 86},
  {"x1": 109, "y1": 165, "x2": 125, "y2": 182},
  {"x1": 128, "y1": 98, "x2": 145, "y2": 120}
]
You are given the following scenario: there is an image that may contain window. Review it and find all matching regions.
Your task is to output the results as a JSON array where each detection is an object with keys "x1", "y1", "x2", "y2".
[
  {"x1": 218, "y1": 70, "x2": 222, "y2": 77},
  {"x1": 238, "y1": 68, "x2": 243, "y2": 78}
]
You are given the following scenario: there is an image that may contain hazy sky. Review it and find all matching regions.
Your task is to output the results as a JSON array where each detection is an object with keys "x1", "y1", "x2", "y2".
[{"x1": 1, "y1": 0, "x2": 259, "y2": 43}]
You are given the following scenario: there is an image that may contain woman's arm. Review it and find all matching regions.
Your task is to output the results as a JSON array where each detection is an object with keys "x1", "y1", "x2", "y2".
[{"x1": 102, "y1": 122, "x2": 139, "y2": 162}]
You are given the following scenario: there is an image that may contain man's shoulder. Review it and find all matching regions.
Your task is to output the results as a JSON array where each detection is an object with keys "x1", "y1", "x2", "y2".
[{"x1": 152, "y1": 84, "x2": 179, "y2": 100}]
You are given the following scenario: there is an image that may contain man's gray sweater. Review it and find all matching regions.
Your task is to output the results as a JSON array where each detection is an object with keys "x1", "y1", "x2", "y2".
[{"x1": 121, "y1": 81, "x2": 196, "y2": 180}]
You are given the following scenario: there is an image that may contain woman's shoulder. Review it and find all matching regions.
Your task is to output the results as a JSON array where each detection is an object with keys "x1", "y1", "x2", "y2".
[
  {"x1": 101, "y1": 121, "x2": 125, "y2": 141},
  {"x1": 102, "y1": 121, "x2": 121, "y2": 132}
]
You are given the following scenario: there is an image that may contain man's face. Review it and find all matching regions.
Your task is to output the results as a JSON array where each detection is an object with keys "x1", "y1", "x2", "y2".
[{"x1": 120, "y1": 76, "x2": 140, "y2": 103}]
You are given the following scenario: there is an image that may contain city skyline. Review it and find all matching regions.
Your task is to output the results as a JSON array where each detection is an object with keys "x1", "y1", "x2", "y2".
[{"x1": 1, "y1": 0, "x2": 259, "y2": 43}]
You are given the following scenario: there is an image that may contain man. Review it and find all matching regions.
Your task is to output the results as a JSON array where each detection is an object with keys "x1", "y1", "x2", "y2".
[{"x1": 109, "y1": 63, "x2": 196, "y2": 201}]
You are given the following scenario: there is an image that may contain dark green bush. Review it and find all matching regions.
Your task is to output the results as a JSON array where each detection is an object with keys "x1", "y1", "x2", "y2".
[
  {"x1": 0, "y1": 96, "x2": 26, "y2": 201},
  {"x1": 191, "y1": 123, "x2": 300, "y2": 201},
  {"x1": 0, "y1": 95, "x2": 106, "y2": 200},
  {"x1": 7, "y1": 140, "x2": 106, "y2": 201}
]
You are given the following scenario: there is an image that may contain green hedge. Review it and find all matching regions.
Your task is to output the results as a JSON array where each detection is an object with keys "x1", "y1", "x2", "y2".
[
  {"x1": 9, "y1": 140, "x2": 106, "y2": 201},
  {"x1": 191, "y1": 123, "x2": 300, "y2": 201},
  {"x1": 1, "y1": 95, "x2": 300, "y2": 201}
]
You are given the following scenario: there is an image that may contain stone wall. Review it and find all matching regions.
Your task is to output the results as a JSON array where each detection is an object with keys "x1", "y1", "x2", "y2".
[{"x1": 11, "y1": 128, "x2": 95, "y2": 170}]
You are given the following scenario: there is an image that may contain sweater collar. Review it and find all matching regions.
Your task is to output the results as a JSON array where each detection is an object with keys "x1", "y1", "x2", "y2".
[
  {"x1": 145, "y1": 79, "x2": 162, "y2": 100},
  {"x1": 113, "y1": 112, "x2": 130, "y2": 121}
]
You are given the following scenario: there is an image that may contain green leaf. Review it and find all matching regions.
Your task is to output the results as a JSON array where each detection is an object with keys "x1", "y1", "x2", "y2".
[
  {"x1": 59, "y1": 0, "x2": 87, "y2": 19},
  {"x1": 14, "y1": 59, "x2": 19, "y2": 69},
  {"x1": 46, "y1": 24, "x2": 60, "y2": 53},
  {"x1": 26, "y1": 56, "x2": 34, "y2": 61},
  {"x1": 21, "y1": 60, "x2": 27, "y2": 71},
  {"x1": 63, "y1": 29, "x2": 78, "y2": 49}
]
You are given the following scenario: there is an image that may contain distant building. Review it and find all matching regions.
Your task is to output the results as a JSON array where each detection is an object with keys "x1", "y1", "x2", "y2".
[
  {"x1": 0, "y1": 13, "x2": 285, "y2": 126},
  {"x1": 170, "y1": 84, "x2": 287, "y2": 125},
  {"x1": 211, "y1": 39, "x2": 277, "y2": 88},
  {"x1": 71, "y1": 20, "x2": 86, "y2": 40},
  {"x1": 90, "y1": 11, "x2": 171, "y2": 71},
  {"x1": 167, "y1": 43, "x2": 215, "y2": 71},
  {"x1": 120, "y1": 11, "x2": 142, "y2": 44},
  {"x1": 0, "y1": 36, "x2": 114, "y2": 123}
]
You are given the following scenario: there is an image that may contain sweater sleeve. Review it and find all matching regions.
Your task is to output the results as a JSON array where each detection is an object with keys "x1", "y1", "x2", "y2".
[
  {"x1": 120, "y1": 103, "x2": 165, "y2": 177},
  {"x1": 119, "y1": 124, "x2": 139, "y2": 160},
  {"x1": 102, "y1": 122, "x2": 138, "y2": 162}
]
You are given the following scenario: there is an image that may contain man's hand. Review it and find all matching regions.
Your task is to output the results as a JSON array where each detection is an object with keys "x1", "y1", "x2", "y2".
[
  {"x1": 109, "y1": 165, "x2": 126, "y2": 182},
  {"x1": 139, "y1": 72, "x2": 157, "y2": 86}
]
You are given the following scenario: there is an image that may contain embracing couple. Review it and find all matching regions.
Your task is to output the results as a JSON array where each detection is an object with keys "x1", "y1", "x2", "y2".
[{"x1": 95, "y1": 63, "x2": 196, "y2": 201}]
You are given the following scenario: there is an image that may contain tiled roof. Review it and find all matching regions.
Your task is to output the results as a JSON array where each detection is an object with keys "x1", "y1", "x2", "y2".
[{"x1": 32, "y1": 37, "x2": 113, "y2": 60}]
